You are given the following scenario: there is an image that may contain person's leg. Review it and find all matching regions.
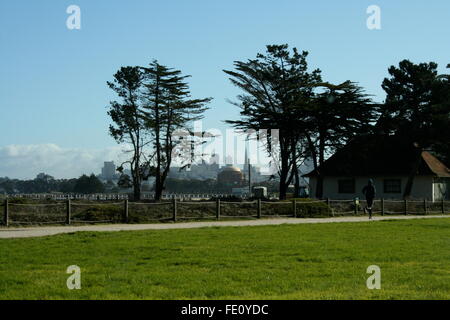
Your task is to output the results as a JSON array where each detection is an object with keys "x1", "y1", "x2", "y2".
[{"x1": 367, "y1": 198, "x2": 373, "y2": 219}]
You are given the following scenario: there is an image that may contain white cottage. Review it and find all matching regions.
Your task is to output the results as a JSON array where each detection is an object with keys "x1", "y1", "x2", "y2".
[{"x1": 304, "y1": 136, "x2": 450, "y2": 201}]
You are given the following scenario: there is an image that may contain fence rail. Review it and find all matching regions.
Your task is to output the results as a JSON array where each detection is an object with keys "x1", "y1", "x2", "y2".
[
  {"x1": 1, "y1": 198, "x2": 449, "y2": 227},
  {"x1": 1, "y1": 193, "x2": 243, "y2": 201}
]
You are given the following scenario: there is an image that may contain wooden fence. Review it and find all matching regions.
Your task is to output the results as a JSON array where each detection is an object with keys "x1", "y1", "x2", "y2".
[
  {"x1": 1, "y1": 198, "x2": 449, "y2": 227},
  {"x1": 4, "y1": 193, "x2": 241, "y2": 201}
]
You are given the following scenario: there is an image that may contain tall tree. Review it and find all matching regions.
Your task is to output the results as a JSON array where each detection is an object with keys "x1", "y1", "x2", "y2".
[
  {"x1": 224, "y1": 44, "x2": 322, "y2": 199},
  {"x1": 107, "y1": 66, "x2": 149, "y2": 200},
  {"x1": 378, "y1": 60, "x2": 450, "y2": 198},
  {"x1": 433, "y1": 64, "x2": 450, "y2": 167},
  {"x1": 140, "y1": 61, "x2": 211, "y2": 201},
  {"x1": 305, "y1": 81, "x2": 377, "y2": 198}
]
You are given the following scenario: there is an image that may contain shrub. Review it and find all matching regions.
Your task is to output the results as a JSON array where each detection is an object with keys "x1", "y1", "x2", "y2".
[
  {"x1": 71, "y1": 205, "x2": 123, "y2": 222},
  {"x1": 283, "y1": 199, "x2": 332, "y2": 218}
]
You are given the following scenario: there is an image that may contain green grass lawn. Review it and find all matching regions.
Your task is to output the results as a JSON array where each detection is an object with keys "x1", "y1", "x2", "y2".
[{"x1": 0, "y1": 218, "x2": 449, "y2": 299}]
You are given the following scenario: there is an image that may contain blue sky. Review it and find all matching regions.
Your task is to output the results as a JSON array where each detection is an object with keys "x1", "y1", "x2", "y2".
[{"x1": 1, "y1": 0, "x2": 449, "y2": 178}]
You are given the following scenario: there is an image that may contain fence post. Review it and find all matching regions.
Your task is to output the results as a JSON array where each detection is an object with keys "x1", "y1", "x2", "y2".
[
  {"x1": 257, "y1": 199, "x2": 261, "y2": 219},
  {"x1": 404, "y1": 199, "x2": 408, "y2": 215},
  {"x1": 424, "y1": 199, "x2": 427, "y2": 215},
  {"x1": 442, "y1": 198, "x2": 445, "y2": 214},
  {"x1": 216, "y1": 199, "x2": 221, "y2": 221},
  {"x1": 173, "y1": 198, "x2": 177, "y2": 222},
  {"x1": 381, "y1": 198, "x2": 384, "y2": 216},
  {"x1": 3, "y1": 199, "x2": 8, "y2": 227},
  {"x1": 123, "y1": 199, "x2": 129, "y2": 223},
  {"x1": 326, "y1": 198, "x2": 333, "y2": 217},
  {"x1": 292, "y1": 199, "x2": 297, "y2": 218},
  {"x1": 66, "y1": 199, "x2": 71, "y2": 225}
]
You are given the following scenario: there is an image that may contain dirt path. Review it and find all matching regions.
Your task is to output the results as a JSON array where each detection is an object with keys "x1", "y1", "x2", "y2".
[{"x1": 0, "y1": 215, "x2": 448, "y2": 239}]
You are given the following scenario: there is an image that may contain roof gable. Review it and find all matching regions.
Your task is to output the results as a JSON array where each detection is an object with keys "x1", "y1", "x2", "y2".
[
  {"x1": 421, "y1": 151, "x2": 450, "y2": 177},
  {"x1": 304, "y1": 135, "x2": 450, "y2": 177}
]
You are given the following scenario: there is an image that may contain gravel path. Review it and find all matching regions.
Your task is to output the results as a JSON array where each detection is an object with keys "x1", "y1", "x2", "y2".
[{"x1": 0, "y1": 215, "x2": 448, "y2": 239}]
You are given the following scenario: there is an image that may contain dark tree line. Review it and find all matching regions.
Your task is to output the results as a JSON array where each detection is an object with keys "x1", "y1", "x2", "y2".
[{"x1": 0, "y1": 174, "x2": 108, "y2": 194}]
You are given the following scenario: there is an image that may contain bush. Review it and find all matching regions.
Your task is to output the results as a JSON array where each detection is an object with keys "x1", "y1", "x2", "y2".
[
  {"x1": 283, "y1": 198, "x2": 332, "y2": 218},
  {"x1": 71, "y1": 205, "x2": 123, "y2": 222}
]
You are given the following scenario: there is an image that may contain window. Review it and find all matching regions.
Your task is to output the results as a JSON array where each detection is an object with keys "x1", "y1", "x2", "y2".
[
  {"x1": 338, "y1": 179, "x2": 355, "y2": 193},
  {"x1": 384, "y1": 179, "x2": 401, "y2": 193}
]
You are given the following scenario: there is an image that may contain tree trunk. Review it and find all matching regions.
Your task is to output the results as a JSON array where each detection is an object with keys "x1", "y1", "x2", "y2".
[
  {"x1": 403, "y1": 149, "x2": 423, "y2": 199},
  {"x1": 305, "y1": 134, "x2": 320, "y2": 199},
  {"x1": 293, "y1": 163, "x2": 300, "y2": 198},
  {"x1": 133, "y1": 184, "x2": 141, "y2": 201},
  {"x1": 131, "y1": 162, "x2": 141, "y2": 201},
  {"x1": 277, "y1": 135, "x2": 290, "y2": 200},
  {"x1": 154, "y1": 75, "x2": 162, "y2": 201},
  {"x1": 315, "y1": 175, "x2": 324, "y2": 199},
  {"x1": 279, "y1": 180, "x2": 288, "y2": 200},
  {"x1": 315, "y1": 136, "x2": 325, "y2": 199},
  {"x1": 154, "y1": 182, "x2": 162, "y2": 202}
]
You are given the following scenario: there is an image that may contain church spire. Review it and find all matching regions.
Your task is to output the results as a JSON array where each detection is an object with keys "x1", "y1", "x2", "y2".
[{"x1": 244, "y1": 144, "x2": 249, "y2": 166}]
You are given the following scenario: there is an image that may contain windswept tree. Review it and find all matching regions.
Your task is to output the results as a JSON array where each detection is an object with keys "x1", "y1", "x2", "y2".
[
  {"x1": 108, "y1": 62, "x2": 211, "y2": 201},
  {"x1": 107, "y1": 66, "x2": 149, "y2": 200},
  {"x1": 378, "y1": 60, "x2": 450, "y2": 198},
  {"x1": 140, "y1": 61, "x2": 212, "y2": 201},
  {"x1": 305, "y1": 81, "x2": 377, "y2": 198},
  {"x1": 224, "y1": 44, "x2": 322, "y2": 199}
]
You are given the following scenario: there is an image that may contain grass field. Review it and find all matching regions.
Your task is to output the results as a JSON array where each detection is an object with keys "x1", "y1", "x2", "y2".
[{"x1": 0, "y1": 218, "x2": 449, "y2": 299}]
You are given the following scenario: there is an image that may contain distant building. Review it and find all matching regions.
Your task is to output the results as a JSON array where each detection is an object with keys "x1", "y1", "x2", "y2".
[
  {"x1": 242, "y1": 149, "x2": 266, "y2": 183},
  {"x1": 101, "y1": 161, "x2": 117, "y2": 181},
  {"x1": 168, "y1": 151, "x2": 270, "y2": 183},
  {"x1": 169, "y1": 154, "x2": 220, "y2": 180},
  {"x1": 304, "y1": 135, "x2": 450, "y2": 201},
  {"x1": 218, "y1": 165, "x2": 245, "y2": 189}
]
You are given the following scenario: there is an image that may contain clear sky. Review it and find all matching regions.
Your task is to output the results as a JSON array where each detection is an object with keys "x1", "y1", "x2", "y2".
[{"x1": 1, "y1": 0, "x2": 449, "y2": 179}]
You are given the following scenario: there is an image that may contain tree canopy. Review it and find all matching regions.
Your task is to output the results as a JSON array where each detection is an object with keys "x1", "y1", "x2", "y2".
[{"x1": 107, "y1": 61, "x2": 211, "y2": 200}]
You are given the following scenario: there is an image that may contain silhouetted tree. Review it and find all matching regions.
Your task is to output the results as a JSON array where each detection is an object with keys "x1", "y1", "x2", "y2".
[
  {"x1": 224, "y1": 44, "x2": 322, "y2": 199},
  {"x1": 140, "y1": 61, "x2": 211, "y2": 201},
  {"x1": 378, "y1": 60, "x2": 450, "y2": 198},
  {"x1": 306, "y1": 81, "x2": 377, "y2": 198},
  {"x1": 107, "y1": 66, "x2": 148, "y2": 200}
]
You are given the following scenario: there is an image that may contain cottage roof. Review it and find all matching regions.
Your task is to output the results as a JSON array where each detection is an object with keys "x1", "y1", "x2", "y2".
[{"x1": 303, "y1": 135, "x2": 450, "y2": 178}]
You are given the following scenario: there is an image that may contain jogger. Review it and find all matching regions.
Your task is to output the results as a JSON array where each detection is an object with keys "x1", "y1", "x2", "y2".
[{"x1": 362, "y1": 179, "x2": 376, "y2": 219}]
